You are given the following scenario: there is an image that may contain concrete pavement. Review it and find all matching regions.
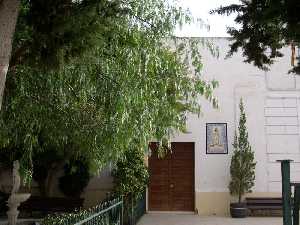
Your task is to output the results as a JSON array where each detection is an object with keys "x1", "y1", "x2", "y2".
[{"x1": 137, "y1": 213, "x2": 282, "y2": 225}]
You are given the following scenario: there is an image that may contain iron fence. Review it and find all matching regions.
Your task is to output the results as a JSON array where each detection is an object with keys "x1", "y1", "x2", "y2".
[
  {"x1": 123, "y1": 191, "x2": 146, "y2": 225},
  {"x1": 42, "y1": 192, "x2": 146, "y2": 225},
  {"x1": 73, "y1": 199, "x2": 123, "y2": 225},
  {"x1": 42, "y1": 196, "x2": 123, "y2": 225}
]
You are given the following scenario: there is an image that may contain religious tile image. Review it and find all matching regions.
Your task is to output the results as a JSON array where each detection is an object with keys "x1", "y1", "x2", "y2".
[{"x1": 206, "y1": 123, "x2": 228, "y2": 154}]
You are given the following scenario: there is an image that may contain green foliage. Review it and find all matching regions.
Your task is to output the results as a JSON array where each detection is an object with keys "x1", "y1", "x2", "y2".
[
  {"x1": 59, "y1": 159, "x2": 90, "y2": 198},
  {"x1": 229, "y1": 99, "x2": 256, "y2": 203},
  {"x1": 211, "y1": 0, "x2": 300, "y2": 74},
  {"x1": 113, "y1": 148, "x2": 149, "y2": 198},
  {"x1": 112, "y1": 148, "x2": 148, "y2": 225},
  {"x1": 1, "y1": 0, "x2": 218, "y2": 180},
  {"x1": 11, "y1": 0, "x2": 128, "y2": 69},
  {"x1": 42, "y1": 197, "x2": 122, "y2": 225},
  {"x1": 11, "y1": 0, "x2": 192, "y2": 70}
]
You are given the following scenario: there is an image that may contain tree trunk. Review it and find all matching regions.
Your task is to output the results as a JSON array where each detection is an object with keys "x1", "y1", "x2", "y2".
[
  {"x1": 45, "y1": 161, "x2": 65, "y2": 197},
  {"x1": 45, "y1": 168, "x2": 56, "y2": 197},
  {"x1": 0, "y1": 0, "x2": 20, "y2": 109},
  {"x1": 238, "y1": 193, "x2": 241, "y2": 204}
]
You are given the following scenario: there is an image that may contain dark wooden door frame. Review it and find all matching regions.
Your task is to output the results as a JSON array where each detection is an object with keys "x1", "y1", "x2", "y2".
[{"x1": 147, "y1": 142, "x2": 195, "y2": 212}]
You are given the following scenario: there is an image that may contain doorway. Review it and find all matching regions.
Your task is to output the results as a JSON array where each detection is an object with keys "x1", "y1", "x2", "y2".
[{"x1": 148, "y1": 142, "x2": 195, "y2": 211}]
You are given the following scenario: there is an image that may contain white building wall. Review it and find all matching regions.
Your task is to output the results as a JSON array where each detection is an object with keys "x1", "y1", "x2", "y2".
[{"x1": 169, "y1": 38, "x2": 300, "y2": 215}]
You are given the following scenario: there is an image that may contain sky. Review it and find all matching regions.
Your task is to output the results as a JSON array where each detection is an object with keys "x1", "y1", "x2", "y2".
[{"x1": 174, "y1": 0, "x2": 240, "y2": 37}]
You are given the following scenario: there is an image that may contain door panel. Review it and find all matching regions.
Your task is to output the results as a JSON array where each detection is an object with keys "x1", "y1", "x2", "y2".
[
  {"x1": 170, "y1": 142, "x2": 194, "y2": 211},
  {"x1": 148, "y1": 143, "x2": 170, "y2": 211},
  {"x1": 148, "y1": 142, "x2": 194, "y2": 211}
]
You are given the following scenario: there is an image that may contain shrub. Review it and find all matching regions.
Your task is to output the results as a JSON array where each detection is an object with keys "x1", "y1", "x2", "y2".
[{"x1": 112, "y1": 148, "x2": 149, "y2": 198}]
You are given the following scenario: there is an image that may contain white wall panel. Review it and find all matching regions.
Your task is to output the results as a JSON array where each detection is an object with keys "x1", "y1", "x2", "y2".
[
  {"x1": 267, "y1": 135, "x2": 299, "y2": 153},
  {"x1": 265, "y1": 107, "x2": 297, "y2": 117},
  {"x1": 268, "y1": 182, "x2": 282, "y2": 192},
  {"x1": 284, "y1": 98, "x2": 297, "y2": 107},
  {"x1": 265, "y1": 126, "x2": 286, "y2": 135},
  {"x1": 266, "y1": 98, "x2": 284, "y2": 108},
  {"x1": 265, "y1": 96, "x2": 300, "y2": 194},
  {"x1": 266, "y1": 117, "x2": 298, "y2": 126}
]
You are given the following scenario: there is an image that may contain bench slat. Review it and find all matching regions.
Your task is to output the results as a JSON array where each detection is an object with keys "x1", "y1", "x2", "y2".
[
  {"x1": 246, "y1": 197, "x2": 283, "y2": 216},
  {"x1": 248, "y1": 207, "x2": 282, "y2": 209}
]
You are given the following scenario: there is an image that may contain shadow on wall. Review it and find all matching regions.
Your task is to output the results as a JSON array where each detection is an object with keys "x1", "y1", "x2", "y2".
[{"x1": 0, "y1": 165, "x2": 114, "y2": 210}]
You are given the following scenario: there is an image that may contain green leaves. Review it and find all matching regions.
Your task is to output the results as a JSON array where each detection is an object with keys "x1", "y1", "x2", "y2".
[
  {"x1": 1, "y1": 0, "x2": 218, "y2": 181},
  {"x1": 112, "y1": 148, "x2": 149, "y2": 198},
  {"x1": 211, "y1": 0, "x2": 300, "y2": 74},
  {"x1": 229, "y1": 98, "x2": 256, "y2": 203}
]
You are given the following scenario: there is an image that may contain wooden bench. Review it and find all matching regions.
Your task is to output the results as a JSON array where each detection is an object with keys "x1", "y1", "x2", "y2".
[{"x1": 246, "y1": 197, "x2": 282, "y2": 216}]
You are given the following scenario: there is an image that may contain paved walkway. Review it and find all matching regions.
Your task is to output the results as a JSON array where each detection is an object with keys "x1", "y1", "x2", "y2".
[{"x1": 138, "y1": 213, "x2": 282, "y2": 225}]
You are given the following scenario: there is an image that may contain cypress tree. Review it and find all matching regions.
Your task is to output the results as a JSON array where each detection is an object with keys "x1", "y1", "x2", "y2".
[{"x1": 229, "y1": 98, "x2": 256, "y2": 203}]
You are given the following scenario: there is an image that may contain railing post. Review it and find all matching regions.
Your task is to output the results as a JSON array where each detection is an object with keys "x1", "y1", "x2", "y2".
[
  {"x1": 131, "y1": 195, "x2": 134, "y2": 225},
  {"x1": 293, "y1": 184, "x2": 300, "y2": 225},
  {"x1": 277, "y1": 160, "x2": 293, "y2": 225},
  {"x1": 121, "y1": 196, "x2": 124, "y2": 225}
]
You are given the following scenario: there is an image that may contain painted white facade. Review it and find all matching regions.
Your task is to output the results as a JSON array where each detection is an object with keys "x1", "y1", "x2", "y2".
[{"x1": 169, "y1": 37, "x2": 300, "y2": 214}]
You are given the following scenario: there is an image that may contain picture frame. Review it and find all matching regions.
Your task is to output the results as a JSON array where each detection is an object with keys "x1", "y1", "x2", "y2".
[{"x1": 206, "y1": 123, "x2": 228, "y2": 154}]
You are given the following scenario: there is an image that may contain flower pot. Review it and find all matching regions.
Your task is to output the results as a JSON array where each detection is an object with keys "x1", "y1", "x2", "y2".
[{"x1": 230, "y1": 202, "x2": 247, "y2": 218}]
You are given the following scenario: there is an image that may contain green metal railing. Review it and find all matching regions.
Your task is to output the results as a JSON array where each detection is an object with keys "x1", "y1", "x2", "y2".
[
  {"x1": 42, "y1": 196, "x2": 123, "y2": 225},
  {"x1": 42, "y1": 192, "x2": 146, "y2": 225},
  {"x1": 123, "y1": 191, "x2": 146, "y2": 225},
  {"x1": 134, "y1": 191, "x2": 146, "y2": 223},
  {"x1": 278, "y1": 160, "x2": 300, "y2": 225},
  {"x1": 74, "y1": 199, "x2": 123, "y2": 225}
]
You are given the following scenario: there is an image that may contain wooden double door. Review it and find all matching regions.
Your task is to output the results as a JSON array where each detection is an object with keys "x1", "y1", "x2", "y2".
[{"x1": 148, "y1": 142, "x2": 195, "y2": 211}]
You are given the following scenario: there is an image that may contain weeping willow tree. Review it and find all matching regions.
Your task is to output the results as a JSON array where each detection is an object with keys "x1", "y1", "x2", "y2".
[{"x1": 0, "y1": 0, "x2": 218, "y2": 182}]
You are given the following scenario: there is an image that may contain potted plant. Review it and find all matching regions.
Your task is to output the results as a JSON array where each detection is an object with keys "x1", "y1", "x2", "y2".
[{"x1": 229, "y1": 99, "x2": 256, "y2": 218}]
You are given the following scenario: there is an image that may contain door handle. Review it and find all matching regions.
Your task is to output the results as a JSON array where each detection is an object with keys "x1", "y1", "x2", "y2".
[{"x1": 170, "y1": 184, "x2": 174, "y2": 188}]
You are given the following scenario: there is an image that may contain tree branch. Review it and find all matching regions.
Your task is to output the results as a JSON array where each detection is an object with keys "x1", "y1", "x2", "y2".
[{"x1": 131, "y1": 14, "x2": 156, "y2": 30}]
